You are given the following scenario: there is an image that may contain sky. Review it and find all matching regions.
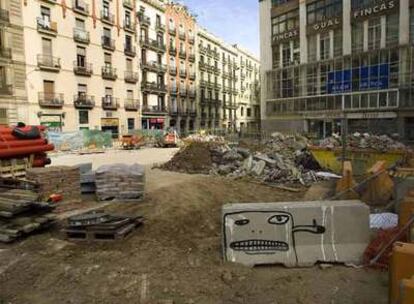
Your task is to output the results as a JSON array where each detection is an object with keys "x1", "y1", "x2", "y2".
[{"x1": 178, "y1": 0, "x2": 260, "y2": 57}]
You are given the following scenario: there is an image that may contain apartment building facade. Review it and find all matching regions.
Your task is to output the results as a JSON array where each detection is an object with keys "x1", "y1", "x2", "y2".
[
  {"x1": 165, "y1": 2, "x2": 197, "y2": 133},
  {"x1": 138, "y1": 0, "x2": 168, "y2": 130},
  {"x1": 0, "y1": 0, "x2": 28, "y2": 125},
  {"x1": 20, "y1": 0, "x2": 140, "y2": 136},
  {"x1": 260, "y1": 0, "x2": 414, "y2": 140}
]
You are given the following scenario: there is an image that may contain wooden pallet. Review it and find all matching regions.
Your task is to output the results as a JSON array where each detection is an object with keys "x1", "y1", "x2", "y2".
[
  {"x1": 0, "y1": 155, "x2": 34, "y2": 178},
  {"x1": 63, "y1": 217, "x2": 143, "y2": 242}
]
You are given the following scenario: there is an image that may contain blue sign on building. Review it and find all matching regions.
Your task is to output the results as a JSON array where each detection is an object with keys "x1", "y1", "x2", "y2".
[{"x1": 327, "y1": 63, "x2": 389, "y2": 94}]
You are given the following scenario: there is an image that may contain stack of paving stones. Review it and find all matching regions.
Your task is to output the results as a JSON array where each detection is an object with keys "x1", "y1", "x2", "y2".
[
  {"x1": 0, "y1": 189, "x2": 55, "y2": 243},
  {"x1": 76, "y1": 163, "x2": 96, "y2": 194},
  {"x1": 26, "y1": 166, "x2": 81, "y2": 202},
  {"x1": 95, "y1": 164, "x2": 145, "y2": 202}
]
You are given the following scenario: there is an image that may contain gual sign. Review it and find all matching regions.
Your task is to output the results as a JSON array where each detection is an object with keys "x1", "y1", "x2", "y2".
[
  {"x1": 309, "y1": 17, "x2": 341, "y2": 34},
  {"x1": 353, "y1": 0, "x2": 397, "y2": 19}
]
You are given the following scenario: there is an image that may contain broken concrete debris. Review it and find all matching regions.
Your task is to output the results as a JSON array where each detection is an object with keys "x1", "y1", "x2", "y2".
[
  {"x1": 318, "y1": 133, "x2": 409, "y2": 152},
  {"x1": 222, "y1": 200, "x2": 370, "y2": 267},
  {"x1": 95, "y1": 164, "x2": 145, "y2": 202},
  {"x1": 161, "y1": 133, "x2": 321, "y2": 185},
  {"x1": 0, "y1": 189, "x2": 55, "y2": 243},
  {"x1": 63, "y1": 211, "x2": 144, "y2": 242}
]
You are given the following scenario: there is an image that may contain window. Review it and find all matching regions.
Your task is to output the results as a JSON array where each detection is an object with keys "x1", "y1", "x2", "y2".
[
  {"x1": 104, "y1": 53, "x2": 112, "y2": 67},
  {"x1": 352, "y1": 21, "x2": 364, "y2": 52},
  {"x1": 320, "y1": 32, "x2": 330, "y2": 60},
  {"x1": 386, "y1": 14, "x2": 399, "y2": 46},
  {"x1": 271, "y1": 9, "x2": 299, "y2": 37},
  {"x1": 282, "y1": 43, "x2": 291, "y2": 67},
  {"x1": 308, "y1": 35, "x2": 317, "y2": 62},
  {"x1": 125, "y1": 11, "x2": 131, "y2": 27},
  {"x1": 77, "y1": 46, "x2": 86, "y2": 67},
  {"x1": 125, "y1": 35, "x2": 132, "y2": 49},
  {"x1": 75, "y1": 18, "x2": 85, "y2": 29},
  {"x1": 126, "y1": 58, "x2": 133, "y2": 72},
  {"x1": 0, "y1": 66, "x2": 6, "y2": 87},
  {"x1": 411, "y1": 8, "x2": 414, "y2": 43},
  {"x1": 241, "y1": 107, "x2": 244, "y2": 116},
  {"x1": 103, "y1": 1, "x2": 110, "y2": 18},
  {"x1": 307, "y1": 0, "x2": 342, "y2": 25},
  {"x1": 127, "y1": 118, "x2": 135, "y2": 130},
  {"x1": 247, "y1": 108, "x2": 252, "y2": 117},
  {"x1": 156, "y1": 14, "x2": 161, "y2": 27},
  {"x1": 79, "y1": 110, "x2": 89, "y2": 124},
  {"x1": 40, "y1": 6, "x2": 51, "y2": 21},
  {"x1": 103, "y1": 27, "x2": 111, "y2": 38},
  {"x1": 333, "y1": 30, "x2": 342, "y2": 57},
  {"x1": 368, "y1": 18, "x2": 381, "y2": 50}
]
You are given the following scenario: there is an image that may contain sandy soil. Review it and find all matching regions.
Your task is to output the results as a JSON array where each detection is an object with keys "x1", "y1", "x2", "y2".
[{"x1": 0, "y1": 149, "x2": 388, "y2": 304}]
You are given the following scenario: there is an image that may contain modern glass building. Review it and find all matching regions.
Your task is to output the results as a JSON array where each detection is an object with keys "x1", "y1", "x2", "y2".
[{"x1": 260, "y1": 0, "x2": 414, "y2": 140}]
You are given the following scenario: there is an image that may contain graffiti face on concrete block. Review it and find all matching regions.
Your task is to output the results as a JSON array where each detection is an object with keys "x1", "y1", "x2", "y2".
[{"x1": 222, "y1": 201, "x2": 370, "y2": 267}]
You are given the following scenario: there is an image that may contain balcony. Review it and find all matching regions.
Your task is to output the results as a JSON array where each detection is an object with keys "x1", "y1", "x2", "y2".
[
  {"x1": 101, "y1": 11, "x2": 115, "y2": 25},
  {"x1": 124, "y1": 20, "x2": 136, "y2": 33},
  {"x1": 179, "y1": 50, "x2": 186, "y2": 59},
  {"x1": 124, "y1": 71, "x2": 138, "y2": 83},
  {"x1": 179, "y1": 88, "x2": 187, "y2": 97},
  {"x1": 214, "y1": 67, "x2": 221, "y2": 75},
  {"x1": 125, "y1": 99, "x2": 140, "y2": 111},
  {"x1": 140, "y1": 37, "x2": 166, "y2": 53},
  {"x1": 138, "y1": 13, "x2": 151, "y2": 27},
  {"x1": 0, "y1": 84, "x2": 12, "y2": 95},
  {"x1": 73, "y1": 61, "x2": 93, "y2": 77},
  {"x1": 179, "y1": 30, "x2": 186, "y2": 40},
  {"x1": 102, "y1": 97, "x2": 119, "y2": 110},
  {"x1": 37, "y1": 55, "x2": 61, "y2": 72},
  {"x1": 169, "y1": 46, "x2": 177, "y2": 56},
  {"x1": 188, "y1": 53, "x2": 195, "y2": 62},
  {"x1": 41, "y1": 0, "x2": 57, "y2": 3},
  {"x1": 0, "y1": 47, "x2": 11, "y2": 59},
  {"x1": 188, "y1": 34, "x2": 195, "y2": 44},
  {"x1": 189, "y1": 72, "x2": 196, "y2": 80},
  {"x1": 73, "y1": 28, "x2": 90, "y2": 44},
  {"x1": 38, "y1": 92, "x2": 64, "y2": 108},
  {"x1": 189, "y1": 110, "x2": 197, "y2": 117},
  {"x1": 123, "y1": 0, "x2": 134, "y2": 9},
  {"x1": 199, "y1": 45, "x2": 208, "y2": 55},
  {"x1": 124, "y1": 44, "x2": 136, "y2": 57},
  {"x1": 0, "y1": 8, "x2": 10, "y2": 24},
  {"x1": 180, "y1": 109, "x2": 189, "y2": 117},
  {"x1": 169, "y1": 66, "x2": 177, "y2": 76},
  {"x1": 214, "y1": 82, "x2": 222, "y2": 90},
  {"x1": 101, "y1": 36, "x2": 115, "y2": 51},
  {"x1": 101, "y1": 66, "x2": 117, "y2": 80},
  {"x1": 179, "y1": 69, "x2": 187, "y2": 78},
  {"x1": 74, "y1": 94, "x2": 95, "y2": 109},
  {"x1": 142, "y1": 105, "x2": 167, "y2": 114},
  {"x1": 72, "y1": 0, "x2": 89, "y2": 16},
  {"x1": 188, "y1": 89, "x2": 196, "y2": 98},
  {"x1": 37, "y1": 18, "x2": 57, "y2": 36},
  {"x1": 156, "y1": 22, "x2": 166, "y2": 32},
  {"x1": 199, "y1": 61, "x2": 207, "y2": 71},
  {"x1": 141, "y1": 61, "x2": 167, "y2": 73},
  {"x1": 169, "y1": 106, "x2": 179, "y2": 117},
  {"x1": 141, "y1": 81, "x2": 167, "y2": 94},
  {"x1": 170, "y1": 86, "x2": 178, "y2": 95},
  {"x1": 169, "y1": 26, "x2": 176, "y2": 36}
]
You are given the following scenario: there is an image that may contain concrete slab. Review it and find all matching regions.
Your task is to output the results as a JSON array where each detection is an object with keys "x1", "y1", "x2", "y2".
[{"x1": 222, "y1": 200, "x2": 370, "y2": 267}]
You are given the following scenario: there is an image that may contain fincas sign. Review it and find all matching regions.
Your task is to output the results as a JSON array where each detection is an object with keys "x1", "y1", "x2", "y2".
[
  {"x1": 352, "y1": 0, "x2": 397, "y2": 20},
  {"x1": 273, "y1": 29, "x2": 299, "y2": 44}
]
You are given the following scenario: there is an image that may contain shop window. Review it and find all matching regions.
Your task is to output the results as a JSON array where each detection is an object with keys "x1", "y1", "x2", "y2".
[{"x1": 128, "y1": 118, "x2": 135, "y2": 130}]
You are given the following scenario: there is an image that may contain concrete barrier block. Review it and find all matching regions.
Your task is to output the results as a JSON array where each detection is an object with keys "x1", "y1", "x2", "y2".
[{"x1": 222, "y1": 200, "x2": 370, "y2": 267}]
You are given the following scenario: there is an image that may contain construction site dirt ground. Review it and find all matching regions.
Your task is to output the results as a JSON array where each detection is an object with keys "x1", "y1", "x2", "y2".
[{"x1": 0, "y1": 148, "x2": 388, "y2": 304}]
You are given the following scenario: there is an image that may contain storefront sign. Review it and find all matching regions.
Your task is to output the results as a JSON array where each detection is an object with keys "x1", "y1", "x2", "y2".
[
  {"x1": 101, "y1": 118, "x2": 119, "y2": 127},
  {"x1": 273, "y1": 28, "x2": 299, "y2": 44},
  {"x1": 308, "y1": 17, "x2": 341, "y2": 34},
  {"x1": 150, "y1": 118, "x2": 165, "y2": 124},
  {"x1": 327, "y1": 64, "x2": 389, "y2": 94},
  {"x1": 347, "y1": 112, "x2": 397, "y2": 119},
  {"x1": 352, "y1": 0, "x2": 397, "y2": 20}
]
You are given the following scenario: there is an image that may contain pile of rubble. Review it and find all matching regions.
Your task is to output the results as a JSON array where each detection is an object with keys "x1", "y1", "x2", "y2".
[
  {"x1": 184, "y1": 134, "x2": 226, "y2": 143},
  {"x1": 162, "y1": 133, "x2": 321, "y2": 185},
  {"x1": 318, "y1": 133, "x2": 409, "y2": 152}
]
